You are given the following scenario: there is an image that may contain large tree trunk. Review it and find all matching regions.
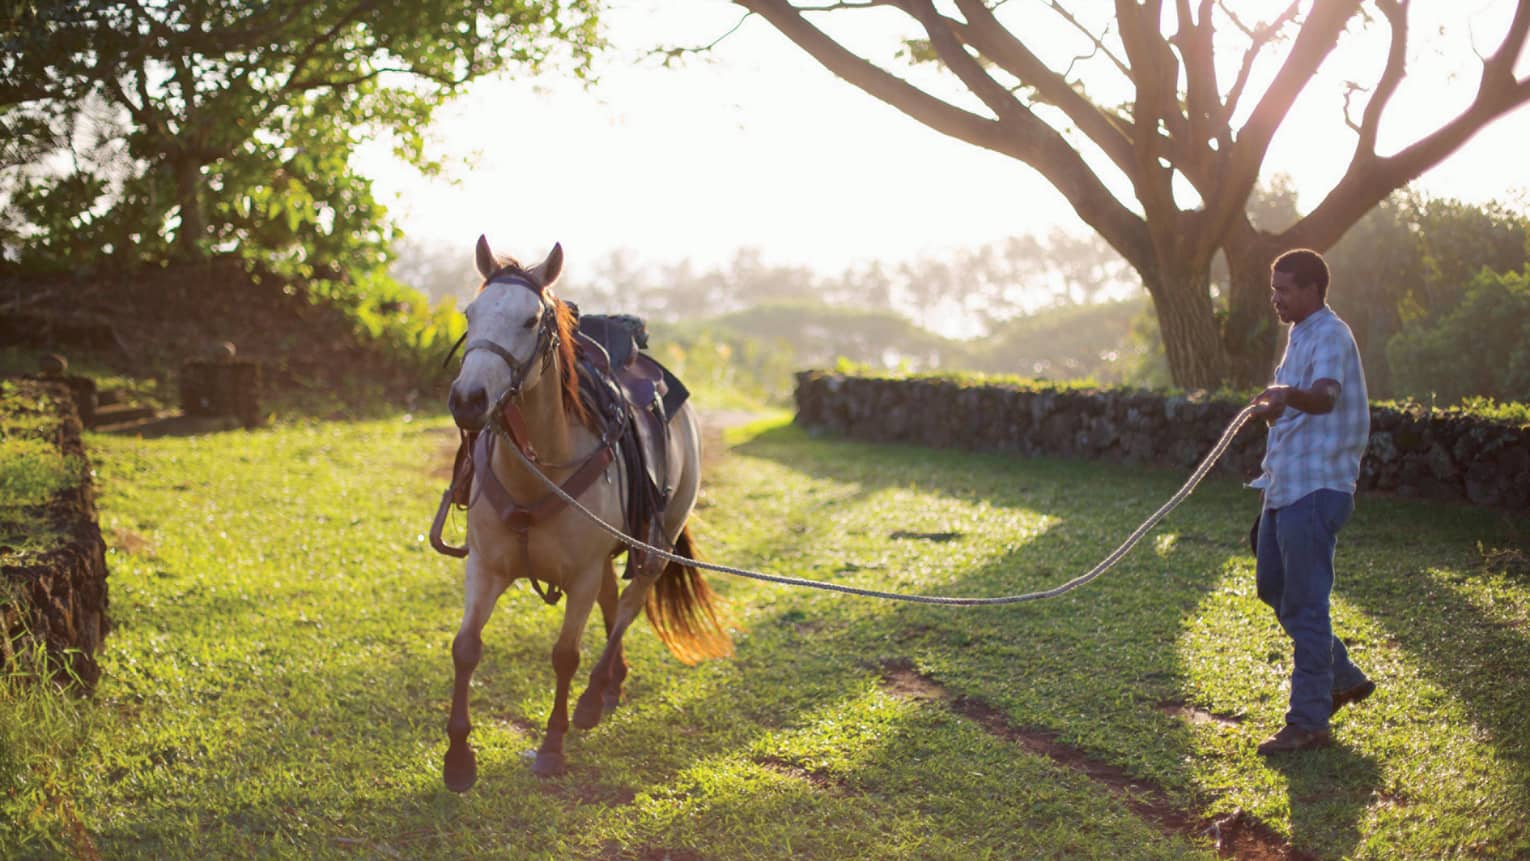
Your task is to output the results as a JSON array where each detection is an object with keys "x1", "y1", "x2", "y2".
[
  {"x1": 172, "y1": 156, "x2": 206, "y2": 259},
  {"x1": 1144, "y1": 264, "x2": 1226, "y2": 390},
  {"x1": 1222, "y1": 239, "x2": 1282, "y2": 388}
]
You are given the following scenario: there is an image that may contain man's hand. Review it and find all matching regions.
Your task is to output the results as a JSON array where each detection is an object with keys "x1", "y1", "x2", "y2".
[
  {"x1": 1250, "y1": 385, "x2": 1291, "y2": 424},
  {"x1": 1249, "y1": 380, "x2": 1340, "y2": 424}
]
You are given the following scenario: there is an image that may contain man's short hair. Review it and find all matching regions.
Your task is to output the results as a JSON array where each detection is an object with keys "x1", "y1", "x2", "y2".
[{"x1": 1272, "y1": 248, "x2": 1330, "y2": 299}]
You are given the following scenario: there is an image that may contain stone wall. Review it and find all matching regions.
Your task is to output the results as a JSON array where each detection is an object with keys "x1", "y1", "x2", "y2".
[
  {"x1": 181, "y1": 356, "x2": 263, "y2": 427},
  {"x1": 793, "y1": 371, "x2": 1530, "y2": 510},
  {"x1": 1, "y1": 380, "x2": 111, "y2": 687}
]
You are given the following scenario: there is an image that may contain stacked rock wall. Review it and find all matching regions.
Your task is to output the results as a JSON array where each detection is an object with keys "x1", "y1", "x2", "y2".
[
  {"x1": 794, "y1": 371, "x2": 1530, "y2": 510},
  {"x1": 1, "y1": 380, "x2": 111, "y2": 687}
]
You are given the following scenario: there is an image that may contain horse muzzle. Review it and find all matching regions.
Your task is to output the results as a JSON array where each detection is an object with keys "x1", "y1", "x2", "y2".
[{"x1": 448, "y1": 383, "x2": 489, "y2": 432}]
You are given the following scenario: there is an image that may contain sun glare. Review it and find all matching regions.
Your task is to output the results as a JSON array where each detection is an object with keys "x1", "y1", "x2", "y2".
[{"x1": 356, "y1": 1, "x2": 1530, "y2": 276}]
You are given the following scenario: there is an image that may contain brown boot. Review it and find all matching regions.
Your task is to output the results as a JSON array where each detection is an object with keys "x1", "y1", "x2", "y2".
[
  {"x1": 1331, "y1": 679, "x2": 1376, "y2": 714},
  {"x1": 1257, "y1": 724, "x2": 1332, "y2": 756}
]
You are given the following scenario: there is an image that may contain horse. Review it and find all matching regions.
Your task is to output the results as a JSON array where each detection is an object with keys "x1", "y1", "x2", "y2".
[{"x1": 440, "y1": 235, "x2": 732, "y2": 790}]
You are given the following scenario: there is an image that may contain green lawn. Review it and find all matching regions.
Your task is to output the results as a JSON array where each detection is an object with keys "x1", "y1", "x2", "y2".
[{"x1": 2, "y1": 411, "x2": 1526, "y2": 859}]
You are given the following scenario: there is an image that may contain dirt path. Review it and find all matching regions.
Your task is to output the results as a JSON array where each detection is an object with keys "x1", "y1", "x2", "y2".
[{"x1": 696, "y1": 408, "x2": 772, "y2": 473}]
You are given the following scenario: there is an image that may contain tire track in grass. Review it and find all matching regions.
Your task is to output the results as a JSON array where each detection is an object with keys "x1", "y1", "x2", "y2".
[{"x1": 878, "y1": 658, "x2": 1309, "y2": 861}]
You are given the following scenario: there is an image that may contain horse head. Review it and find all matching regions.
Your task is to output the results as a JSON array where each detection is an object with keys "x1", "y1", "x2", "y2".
[{"x1": 448, "y1": 235, "x2": 565, "y2": 431}]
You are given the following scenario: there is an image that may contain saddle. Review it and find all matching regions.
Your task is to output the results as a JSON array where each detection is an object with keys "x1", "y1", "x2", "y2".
[{"x1": 433, "y1": 311, "x2": 689, "y2": 588}]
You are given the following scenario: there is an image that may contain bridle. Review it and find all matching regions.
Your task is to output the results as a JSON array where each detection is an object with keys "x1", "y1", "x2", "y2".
[{"x1": 450, "y1": 272, "x2": 562, "y2": 422}]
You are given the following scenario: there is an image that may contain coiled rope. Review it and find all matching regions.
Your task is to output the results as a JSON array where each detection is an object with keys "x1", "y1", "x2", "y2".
[{"x1": 508, "y1": 404, "x2": 1259, "y2": 606}]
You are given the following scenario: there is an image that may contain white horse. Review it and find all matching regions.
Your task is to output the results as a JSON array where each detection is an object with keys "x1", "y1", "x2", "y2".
[{"x1": 442, "y1": 236, "x2": 731, "y2": 789}]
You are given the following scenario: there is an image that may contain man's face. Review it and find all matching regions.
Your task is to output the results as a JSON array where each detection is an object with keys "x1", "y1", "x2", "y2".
[{"x1": 1270, "y1": 269, "x2": 1322, "y2": 324}]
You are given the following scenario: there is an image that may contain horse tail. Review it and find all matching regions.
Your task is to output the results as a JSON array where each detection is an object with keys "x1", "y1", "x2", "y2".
[{"x1": 644, "y1": 525, "x2": 734, "y2": 665}]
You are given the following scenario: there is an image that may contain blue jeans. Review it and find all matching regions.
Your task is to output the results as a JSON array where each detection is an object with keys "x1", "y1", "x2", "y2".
[{"x1": 1255, "y1": 489, "x2": 1368, "y2": 731}]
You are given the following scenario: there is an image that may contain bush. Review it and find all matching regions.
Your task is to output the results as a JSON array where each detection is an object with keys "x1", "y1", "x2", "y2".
[{"x1": 1387, "y1": 267, "x2": 1530, "y2": 405}]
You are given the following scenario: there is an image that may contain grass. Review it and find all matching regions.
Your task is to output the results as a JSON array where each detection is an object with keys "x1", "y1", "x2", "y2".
[
  {"x1": 0, "y1": 379, "x2": 87, "y2": 563},
  {"x1": 0, "y1": 349, "x2": 176, "y2": 414},
  {"x1": 0, "y1": 408, "x2": 1526, "y2": 858}
]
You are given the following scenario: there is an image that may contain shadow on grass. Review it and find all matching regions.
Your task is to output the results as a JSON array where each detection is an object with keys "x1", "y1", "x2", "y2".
[
  {"x1": 1267, "y1": 743, "x2": 1382, "y2": 857},
  {"x1": 734, "y1": 425, "x2": 1523, "y2": 861},
  {"x1": 1340, "y1": 498, "x2": 1530, "y2": 811},
  {"x1": 725, "y1": 437, "x2": 1238, "y2": 693}
]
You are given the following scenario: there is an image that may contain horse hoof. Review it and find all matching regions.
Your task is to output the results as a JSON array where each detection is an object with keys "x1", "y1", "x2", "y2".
[
  {"x1": 572, "y1": 697, "x2": 603, "y2": 731},
  {"x1": 602, "y1": 691, "x2": 622, "y2": 715},
  {"x1": 443, "y1": 747, "x2": 477, "y2": 793},
  {"x1": 532, "y1": 751, "x2": 566, "y2": 778}
]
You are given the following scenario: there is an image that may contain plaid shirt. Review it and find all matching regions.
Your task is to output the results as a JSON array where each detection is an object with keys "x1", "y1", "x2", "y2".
[{"x1": 1252, "y1": 306, "x2": 1370, "y2": 510}]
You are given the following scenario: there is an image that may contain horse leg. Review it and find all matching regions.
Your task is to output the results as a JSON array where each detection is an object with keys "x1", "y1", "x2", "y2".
[
  {"x1": 573, "y1": 568, "x2": 655, "y2": 731},
  {"x1": 533, "y1": 574, "x2": 599, "y2": 778},
  {"x1": 443, "y1": 555, "x2": 506, "y2": 793},
  {"x1": 597, "y1": 560, "x2": 629, "y2": 715},
  {"x1": 573, "y1": 559, "x2": 627, "y2": 729}
]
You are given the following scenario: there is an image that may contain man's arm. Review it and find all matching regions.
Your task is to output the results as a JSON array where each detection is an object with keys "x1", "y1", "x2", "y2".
[{"x1": 1249, "y1": 379, "x2": 1341, "y2": 422}]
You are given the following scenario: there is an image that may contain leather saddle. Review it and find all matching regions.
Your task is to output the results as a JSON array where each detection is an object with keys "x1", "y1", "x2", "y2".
[{"x1": 572, "y1": 314, "x2": 688, "y2": 577}]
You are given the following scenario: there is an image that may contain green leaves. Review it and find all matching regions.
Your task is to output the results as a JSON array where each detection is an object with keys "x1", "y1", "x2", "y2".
[
  {"x1": 4, "y1": 0, "x2": 605, "y2": 273},
  {"x1": 1386, "y1": 267, "x2": 1530, "y2": 406}
]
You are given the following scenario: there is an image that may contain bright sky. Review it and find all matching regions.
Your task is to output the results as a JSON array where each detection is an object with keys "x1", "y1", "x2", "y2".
[{"x1": 357, "y1": 0, "x2": 1530, "y2": 278}]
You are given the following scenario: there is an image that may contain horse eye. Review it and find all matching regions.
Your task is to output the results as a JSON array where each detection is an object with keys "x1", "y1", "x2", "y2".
[{"x1": 522, "y1": 315, "x2": 538, "y2": 330}]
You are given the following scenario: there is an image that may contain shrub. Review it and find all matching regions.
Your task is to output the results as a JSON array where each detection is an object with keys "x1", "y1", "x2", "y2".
[{"x1": 1387, "y1": 267, "x2": 1530, "y2": 406}]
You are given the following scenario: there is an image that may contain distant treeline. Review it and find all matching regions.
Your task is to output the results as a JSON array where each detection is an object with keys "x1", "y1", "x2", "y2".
[{"x1": 392, "y1": 183, "x2": 1530, "y2": 408}]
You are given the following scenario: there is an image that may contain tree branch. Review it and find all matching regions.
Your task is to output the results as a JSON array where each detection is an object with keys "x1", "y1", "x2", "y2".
[
  {"x1": 1043, "y1": 0, "x2": 1131, "y2": 77},
  {"x1": 1289, "y1": 1, "x2": 1530, "y2": 249},
  {"x1": 734, "y1": 0, "x2": 1007, "y2": 149},
  {"x1": 1207, "y1": 0, "x2": 1362, "y2": 244},
  {"x1": 275, "y1": 0, "x2": 382, "y2": 99},
  {"x1": 1114, "y1": 0, "x2": 1183, "y2": 223},
  {"x1": 901, "y1": 0, "x2": 1025, "y2": 125},
  {"x1": 290, "y1": 64, "x2": 473, "y2": 93},
  {"x1": 735, "y1": 0, "x2": 1152, "y2": 270},
  {"x1": 949, "y1": 0, "x2": 1135, "y2": 176},
  {"x1": 650, "y1": 11, "x2": 755, "y2": 65},
  {"x1": 1170, "y1": 0, "x2": 1223, "y2": 194},
  {"x1": 1174, "y1": 0, "x2": 1214, "y2": 110},
  {"x1": 1222, "y1": 1, "x2": 1301, "y2": 129},
  {"x1": 1354, "y1": 0, "x2": 1408, "y2": 159}
]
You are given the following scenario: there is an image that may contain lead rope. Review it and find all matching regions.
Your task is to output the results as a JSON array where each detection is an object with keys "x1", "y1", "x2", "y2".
[{"x1": 506, "y1": 405, "x2": 1260, "y2": 606}]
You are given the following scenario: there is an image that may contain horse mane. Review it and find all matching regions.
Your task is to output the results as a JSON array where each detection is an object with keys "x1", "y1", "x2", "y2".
[
  {"x1": 477, "y1": 257, "x2": 591, "y2": 431},
  {"x1": 550, "y1": 294, "x2": 591, "y2": 431}
]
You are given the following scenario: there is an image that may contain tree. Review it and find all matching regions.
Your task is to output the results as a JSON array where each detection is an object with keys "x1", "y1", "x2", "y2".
[
  {"x1": 1325, "y1": 190, "x2": 1530, "y2": 395},
  {"x1": 389, "y1": 236, "x2": 480, "y2": 303},
  {"x1": 1, "y1": 0, "x2": 600, "y2": 273},
  {"x1": 1386, "y1": 266, "x2": 1530, "y2": 403},
  {"x1": 730, "y1": 0, "x2": 1530, "y2": 388}
]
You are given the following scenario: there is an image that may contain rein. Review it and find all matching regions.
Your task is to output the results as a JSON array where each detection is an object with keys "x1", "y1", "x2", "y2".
[{"x1": 502, "y1": 404, "x2": 1262, "y2": 606}]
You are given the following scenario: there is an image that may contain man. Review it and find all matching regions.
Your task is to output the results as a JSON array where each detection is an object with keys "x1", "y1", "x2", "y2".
[{"x1": 1246, "y1": 248, "x2": 1375, "y2": 755}]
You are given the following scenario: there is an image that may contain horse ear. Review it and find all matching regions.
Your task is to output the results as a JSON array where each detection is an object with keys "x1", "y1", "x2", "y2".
[
  {"x1": 530, "y1": 242, "x2": 563, "y2": 291},
  {"x1": 475, "y1": 234, "x2": 496, "y2": 279}
]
